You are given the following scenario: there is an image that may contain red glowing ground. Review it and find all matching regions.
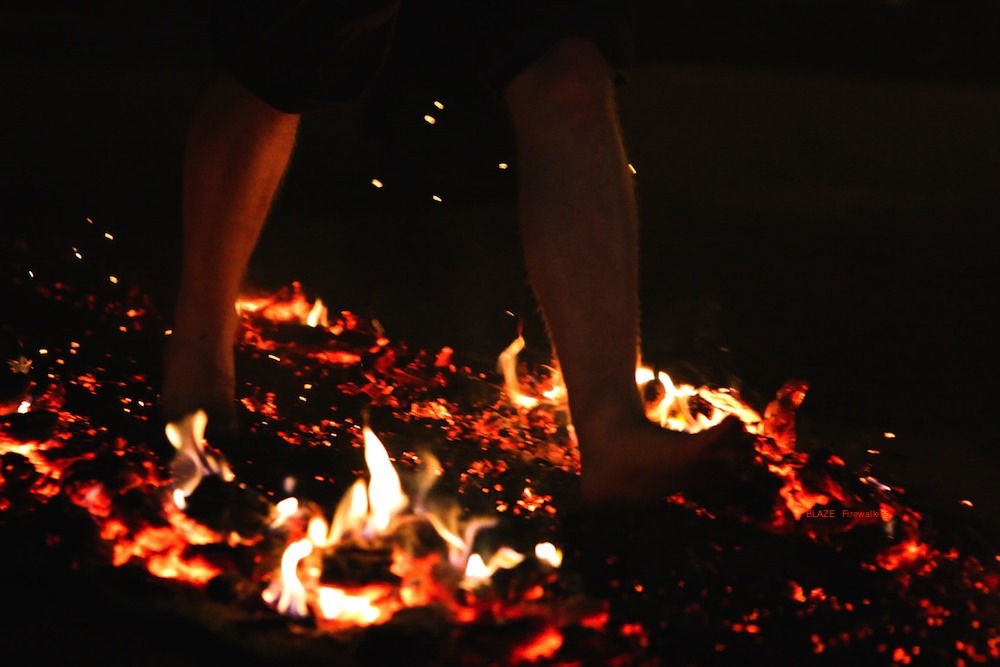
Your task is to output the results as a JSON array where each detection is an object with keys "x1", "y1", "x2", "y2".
[{"x1": 2, "y1": 240, "x2": 998, "y2": 666}]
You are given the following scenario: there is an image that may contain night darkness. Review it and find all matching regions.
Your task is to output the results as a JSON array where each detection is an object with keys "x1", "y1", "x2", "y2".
[{"x1": 3, "y1": 1, "x2": 1000, "y2": 664}]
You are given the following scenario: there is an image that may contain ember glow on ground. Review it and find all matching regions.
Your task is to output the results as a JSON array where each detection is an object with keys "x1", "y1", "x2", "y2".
[{"x1": 2, "y1": 235, "x2": 999, "y2": 665}]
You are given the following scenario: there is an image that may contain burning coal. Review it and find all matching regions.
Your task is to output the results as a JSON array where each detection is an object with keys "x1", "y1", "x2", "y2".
[{"x1": 3, "y1": 232, "x2": 999, "y2": 665}]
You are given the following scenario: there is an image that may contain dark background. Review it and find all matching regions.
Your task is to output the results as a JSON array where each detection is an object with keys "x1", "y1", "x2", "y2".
[{"x1": 4, "y1": 1, "x2": 1000, "y2": 536}]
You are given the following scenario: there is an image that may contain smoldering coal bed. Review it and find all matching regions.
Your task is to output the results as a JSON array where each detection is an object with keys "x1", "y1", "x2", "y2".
[{"x1": 2, "y1": 237, "x2": 998, "y2": 666}]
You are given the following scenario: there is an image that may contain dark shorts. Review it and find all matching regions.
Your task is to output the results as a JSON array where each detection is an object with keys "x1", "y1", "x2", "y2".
[{"x1": 209, "y1": 0, "x2": 634, "y2": 113}]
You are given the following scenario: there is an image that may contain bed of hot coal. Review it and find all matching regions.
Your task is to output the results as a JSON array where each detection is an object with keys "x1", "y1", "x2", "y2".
[{"x1": 2, "y1": 234, "x2": 998, "y2": 667}]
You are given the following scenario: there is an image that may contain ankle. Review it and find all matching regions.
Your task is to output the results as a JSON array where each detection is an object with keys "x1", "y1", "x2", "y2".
[
  {"x1": 172, "y1": 302, "x2": 238, "y2": 342},
  {"x1": 570, "y1": 401, "x2": 647, "y2": 443}
]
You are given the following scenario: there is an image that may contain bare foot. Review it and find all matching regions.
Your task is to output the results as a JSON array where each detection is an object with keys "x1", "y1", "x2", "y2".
[
  {"x1": 576, "y1": 415, "x2": 755, "y2": 508},
  {"x1": 161, "y1": 333, "x2": 238, "y2": 437}
]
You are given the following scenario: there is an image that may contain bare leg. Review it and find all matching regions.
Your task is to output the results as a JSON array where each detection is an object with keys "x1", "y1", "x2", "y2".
[
  {"x1": 505, "y1": 38, "x2": 748, "y2": 507},
  {"x1": 162, "y1": 72, "x2": 300, "y2": 433}
]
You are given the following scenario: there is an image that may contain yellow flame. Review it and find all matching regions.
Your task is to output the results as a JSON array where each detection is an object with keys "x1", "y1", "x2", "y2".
[
  {"x1": 306, "y1": 298, "x2": 327, "y2": 328},
  {"x1": 637, "y1": 366, "x2": 761, "y2": 434},
  {"x1": 540, "y1": 365, "x2": 566, "y2": 402},
  {"x1": 497, "y1": 340, "x2": 761, "y2": 434},
  {"x1": 327, "y1": 478, "x2": 369, "y2": 544},
  {"x1": 423, "y1": 502, "x2": 499, "y2": 570},
  {"x1": 410, "y1": 450, "x2": 443, "y2": 514},
  {"x1": 497, "y1": 334, "x2": 539, "y2": 409},
  {"x1": 363, "y1": 426, "x2": 408, "y2": 535},
  {"x1": 164, "y1": 410, "x2": 235, "y2": 504},
  {"x1": 262, "y1": 538, "x2": 313, "y2": 617},
  {"x1": 463, "y1": 553, "x2": 491, "y2": 583},
  {"x1": 163, "y1": 411, "x2": 207, "y2": 498},
  {"x1": 261, "y1": 408, "x2": 534, "y2": 622},
  {"x1": 316, "y1": 587, "x2": 383, "y2": 625},
  {"x1": 272, "y1": 496, "x2": 299, "y2": 528},
  {"x1": 304, "y1": 429, "x2": 407, "y2": 547},
  {"x1": 426, "y1": 512, "x2": 468, "y2": 555},
  {"x1": 635, "y1": 366, "x2": 656, "y2": 385},
  {"x1": 534, "y1": 542, "x2": 563, "y2": 568},
  {"x1": 171, "y1": 488, "x2": 187, "y2": 511},
  {"x1": 461, "y1": 547, "x2": 525, "y2": 589}
]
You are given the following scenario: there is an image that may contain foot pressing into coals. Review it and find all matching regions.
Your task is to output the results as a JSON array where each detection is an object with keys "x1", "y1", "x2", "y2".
[
  {"x1": 574, "y1": 414, "x2": 757, "y2": 509},
  {"x1": 161, "y1": 332, "x2": 238, "y2": 438}
]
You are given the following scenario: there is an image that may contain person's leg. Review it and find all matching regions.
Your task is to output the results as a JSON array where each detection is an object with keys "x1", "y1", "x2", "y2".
[
  {"x1": 162, "y1": 71, "x2": 301, "y2": 433},
  {"x1": 504, "y1": 37, "x2": 747, "y2": 507}
]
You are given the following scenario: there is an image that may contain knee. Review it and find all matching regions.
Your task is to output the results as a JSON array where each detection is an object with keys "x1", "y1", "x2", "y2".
[{"x1": 505, "y1": 36, "x2": 615, "y2": 132}]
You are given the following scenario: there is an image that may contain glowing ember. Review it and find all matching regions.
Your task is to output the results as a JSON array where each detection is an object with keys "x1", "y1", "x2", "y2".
[
  {"x1": 4, "y1": 267, "x2": 998, "y2": 665},
  {"x1": 877, "y1": 539, "x2": 935, "y2": 574},
  {"x1": 511, "y1": 626, "x2": 564, "y2": 663}
]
